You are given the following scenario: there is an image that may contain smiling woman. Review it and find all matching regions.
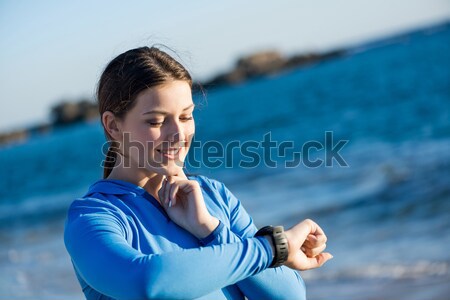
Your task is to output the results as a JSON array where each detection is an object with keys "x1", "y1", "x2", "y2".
[
  {"x1": 63, "y1": 46, "x2": 332, "y2": 300},
  {"x1": 103, "y1": 81, "x2": 196, "y2": 178}
]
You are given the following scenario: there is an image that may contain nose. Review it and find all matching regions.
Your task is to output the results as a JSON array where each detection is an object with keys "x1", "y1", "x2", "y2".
[{"x1": 167, "y1": 120, "x2": 185, "y2": 144}]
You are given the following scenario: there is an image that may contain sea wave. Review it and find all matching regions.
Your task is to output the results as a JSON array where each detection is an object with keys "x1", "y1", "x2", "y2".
[{"x1": 302, "y1": 260, "x2": 450, "y2": 281}]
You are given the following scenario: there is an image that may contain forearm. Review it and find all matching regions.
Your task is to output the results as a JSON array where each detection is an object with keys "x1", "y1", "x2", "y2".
[
  {"x1": 141, "y1": 239, "x2": 272, "y2": 299},
  {"x1": 65, "y1": 217, "x2": 273, "y2": 300},
  {"x1": 236, "y1": 267, "x2": 306, "y2": 300}
]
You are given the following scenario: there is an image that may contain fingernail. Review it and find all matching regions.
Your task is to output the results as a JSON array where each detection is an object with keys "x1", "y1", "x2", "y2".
[{"x1": 168, "y1": 200, "x2": 172, "y2": 208}]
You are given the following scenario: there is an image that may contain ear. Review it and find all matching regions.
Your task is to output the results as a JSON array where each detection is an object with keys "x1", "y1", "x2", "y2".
[{"x1": 102, "y1": 111, "x2": 122, "y2": 141}]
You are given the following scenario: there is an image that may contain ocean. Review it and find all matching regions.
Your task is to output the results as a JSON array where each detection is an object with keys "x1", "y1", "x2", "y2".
[{"x1": 0, "y1": 23, "x2": 449, "y2": 299}]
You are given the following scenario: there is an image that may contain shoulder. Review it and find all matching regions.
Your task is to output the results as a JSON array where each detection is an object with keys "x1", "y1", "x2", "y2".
[
  {"x1": 64, "y1": 195, "x2": 131, "y2": 258},
  {"x1": 187, "y1": 174, "x2": 228, "y2": 194},
  {"x1": 187, "y1": 174, "x2": 221, "y2": 186},
  {"x1": 66, "y1": 179, "x2": 138, "y2": 220},
  {"x1": 187, "y1": 174, "x2": 240, "y2": 208},
  {"x1": 65, "y1": 184, "x2": 131, "y2": 232},
  {"x1": 67, "y1": 193, "x2": 122, "y2": 215}
]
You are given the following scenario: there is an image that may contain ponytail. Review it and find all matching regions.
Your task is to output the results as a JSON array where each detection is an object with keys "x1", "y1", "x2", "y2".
[{"x1": 103, "y1": 143, "x2": 117, "y2": 179}]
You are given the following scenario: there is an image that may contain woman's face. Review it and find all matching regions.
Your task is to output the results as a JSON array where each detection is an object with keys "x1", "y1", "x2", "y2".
[{"x1": 117, "y1": 80, "x2": 195, "y2": 176}]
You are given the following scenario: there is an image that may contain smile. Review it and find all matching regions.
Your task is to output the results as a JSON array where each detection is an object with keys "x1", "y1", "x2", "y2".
[{"x1": 156, "y1": 147, "x2": 181, "y2": 159}]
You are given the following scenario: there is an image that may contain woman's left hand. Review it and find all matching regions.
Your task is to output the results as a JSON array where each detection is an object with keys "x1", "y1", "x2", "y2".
[{"x1": 158, "y1": 174, "x2": 219, "y2": 239}]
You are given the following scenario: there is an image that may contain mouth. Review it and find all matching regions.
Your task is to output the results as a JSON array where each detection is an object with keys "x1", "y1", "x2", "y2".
[{"x1": 156, "y1": 147, "x2": 182, "y2": 160}]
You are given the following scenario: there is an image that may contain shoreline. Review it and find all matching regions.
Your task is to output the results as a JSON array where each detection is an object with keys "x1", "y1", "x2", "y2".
[{"x1": 1, "y1": 20, "x2": 448, "y2": 147}]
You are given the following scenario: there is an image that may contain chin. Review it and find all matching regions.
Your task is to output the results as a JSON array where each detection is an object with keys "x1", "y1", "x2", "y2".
[{"x1": 151, "y1": 162, "x2": 185, "y2": 177}]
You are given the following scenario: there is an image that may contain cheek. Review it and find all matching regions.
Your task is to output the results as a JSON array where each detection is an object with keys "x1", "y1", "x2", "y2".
[
  {"x1": 125, "y1": 128, "x2": 161, "y2": 154},
  {"x1": 144, "y1": 131, "x2": 163, "y2": 150},
  {"x1": 185, "y1": 123, "x2": 195, "y2": 141}
]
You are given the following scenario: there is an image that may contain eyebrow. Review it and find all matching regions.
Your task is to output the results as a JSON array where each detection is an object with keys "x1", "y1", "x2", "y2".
[{"x1": 142, "y1": 104, "x2": 195, "y2": 115}]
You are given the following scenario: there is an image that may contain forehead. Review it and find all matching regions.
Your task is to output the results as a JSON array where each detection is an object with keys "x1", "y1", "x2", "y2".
[{"x1": 133, "y1": 80, "x2": 193, "y2": 113}]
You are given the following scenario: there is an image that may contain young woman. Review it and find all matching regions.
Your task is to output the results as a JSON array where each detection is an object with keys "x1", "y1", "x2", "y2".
[{"x1": 64, "y1": 46, "x2": 332, "y2": 300}]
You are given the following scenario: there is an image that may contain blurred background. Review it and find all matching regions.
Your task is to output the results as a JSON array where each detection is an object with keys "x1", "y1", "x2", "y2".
[{"x1": 1, "y1": 1, "x2": 449, "y2": 299}]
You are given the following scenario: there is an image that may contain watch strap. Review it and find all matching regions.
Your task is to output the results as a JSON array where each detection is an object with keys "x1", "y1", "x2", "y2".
[{"x1": 255, "y1": 225, "x2": 289, "y2": 268}]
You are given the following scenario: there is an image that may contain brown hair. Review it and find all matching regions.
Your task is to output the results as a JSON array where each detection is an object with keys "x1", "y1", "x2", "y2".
[{"x1": 97, "y1": 46, "x2": 193, "y2": 178}]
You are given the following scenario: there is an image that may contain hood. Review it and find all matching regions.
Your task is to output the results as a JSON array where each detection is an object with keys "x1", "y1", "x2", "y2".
[{"x1": 83, "y1": 179, "x2": 148, "y2": 198}]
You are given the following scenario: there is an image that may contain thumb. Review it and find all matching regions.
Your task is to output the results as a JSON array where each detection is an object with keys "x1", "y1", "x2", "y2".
[{"x1": 304, "y1": 252, "x2": 334, "y2": 270}]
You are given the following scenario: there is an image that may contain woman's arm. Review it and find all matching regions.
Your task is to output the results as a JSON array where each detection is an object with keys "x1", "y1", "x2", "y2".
[
  {"x1": 200, "y1": 179, "x2": 307, "y2": 300},
  {"x1": 64, "y1": 204, "x2": 273, "y2": 300},
  {"x1": 201, "y1": 222, "x2": 306, "y2": 300}
]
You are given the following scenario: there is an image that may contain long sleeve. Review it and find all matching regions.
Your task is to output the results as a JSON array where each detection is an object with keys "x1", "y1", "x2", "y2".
[
  {"x1": 64, "y1": 203, "x2": 274, "y2": 300},
  {"x1": 200, "y1": 180, "x2": 306, "y2": 300}
]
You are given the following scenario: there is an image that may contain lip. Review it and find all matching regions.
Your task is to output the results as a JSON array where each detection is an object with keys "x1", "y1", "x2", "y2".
[{"x1": 156, "y1": 147, "x2": 181, "y2": 159}]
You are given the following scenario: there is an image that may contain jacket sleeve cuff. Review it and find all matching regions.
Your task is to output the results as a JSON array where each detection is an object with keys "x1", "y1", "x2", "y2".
[
  {"x1": 255, "y1": 236, "x2": 275, "y2": 267},
  {"x1": 198, "y1": 220, "x2": 224, "y2": 246}
]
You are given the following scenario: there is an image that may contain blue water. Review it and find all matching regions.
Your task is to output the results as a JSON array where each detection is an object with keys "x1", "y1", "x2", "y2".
[{"x1": 1, "y1": 23, "x2": 449, "y2": 296}]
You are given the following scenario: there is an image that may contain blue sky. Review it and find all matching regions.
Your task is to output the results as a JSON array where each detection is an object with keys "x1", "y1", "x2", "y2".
[{"x1": 1, "y1": 0, "x2": 449, "y2": 131}]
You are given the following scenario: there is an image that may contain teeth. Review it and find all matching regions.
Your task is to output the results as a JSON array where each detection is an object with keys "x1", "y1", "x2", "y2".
[{"x1": 158, "y1": 148, "x2": 180, "y2": 154}]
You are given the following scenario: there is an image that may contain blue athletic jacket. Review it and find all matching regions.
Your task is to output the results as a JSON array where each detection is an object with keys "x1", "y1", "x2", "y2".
[{"x1": 64, "y1": 175, "x2": 306, "y2": 299}]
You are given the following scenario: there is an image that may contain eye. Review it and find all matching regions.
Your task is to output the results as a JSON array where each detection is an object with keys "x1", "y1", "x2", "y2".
[
  {"x1": 180, "y1": 115, "x2": 193, "y2": 122},
  {"x1": 146, "y1": 120, "x2": 164, "y2": 126}
]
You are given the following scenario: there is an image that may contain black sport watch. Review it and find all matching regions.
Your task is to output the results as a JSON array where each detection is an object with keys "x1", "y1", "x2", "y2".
[{"x1": 255, "y1": 225, "x2": 289, "y2": 268}]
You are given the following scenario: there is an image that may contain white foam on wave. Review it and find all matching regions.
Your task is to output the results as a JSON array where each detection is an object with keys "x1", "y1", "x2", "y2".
[{"x1": 0, "y1": 185, "x2": 89, "y2": 225}]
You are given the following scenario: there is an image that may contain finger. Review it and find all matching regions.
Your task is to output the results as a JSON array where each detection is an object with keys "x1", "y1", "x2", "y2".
[
  {"x1": 302, "y1": 234, "x2": 317, "y2": 248},
  {"x1": 169, "y1": 173, "x2": 184, "y2": 181},
  {"x1": 302, "y1": 243, "x2": 327, "y2": 258},
  {"x1": 300, "y1": 241, "x2": 324, "y2": 255},
  {"x1": 164, "y1": 176, "x2": 175, "y2": 206},
  {"x1": 174, "y1": 170, "x2": 188, "y2": 180},
  {"x1": 310, "y1": 223, "x2": 327, "y2": 244},
  {"x1": 289, "y1": 219, "x2": 319, "y2": 246},
  {"x1": 302, "y1": 220, "x2": 327, "y2": 245},
  {"x1": 169, "y1": 182, "x2": 179, "y2": 207},
  {"x1": 158, "y1": 176, "x2": 168, "y2": 205},
  {"x1": 303, "y1": 233, "x2": 327, "y2": 248},
  {"x1": 303, "y1": 252, "x2": 333, "y2": 270},
  {"x1": 175, "y1": 179, "x2": 199, "y2": 195}
]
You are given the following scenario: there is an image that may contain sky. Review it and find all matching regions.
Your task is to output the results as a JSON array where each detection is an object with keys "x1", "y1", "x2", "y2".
[{"x1": 1, "y1": 0, "x2": 449, "y2": 131}]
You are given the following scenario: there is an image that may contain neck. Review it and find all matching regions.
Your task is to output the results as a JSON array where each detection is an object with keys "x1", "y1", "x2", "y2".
[{"x1": 106, "y1": 164, "x2": 165, "y2": 203}]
